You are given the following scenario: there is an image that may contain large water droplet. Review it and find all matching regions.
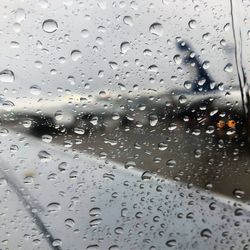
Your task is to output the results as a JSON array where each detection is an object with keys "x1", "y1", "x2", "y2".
[
  {"x1": 120, "y1": 42, "x2": 130, "y2": 54},
  {"x1": 71, "y1": 50, "x2": 82, "y2": 61},
  {"x1": 0, "y1": 70, "x2": 15, "y2": 83},
  {"x1": 149, "y1": 22, "x2": 163, "y2": 36},
  {"x1": 188, "y1": 19, "x2": 197, "y2": 29},
  {"x1": 42, "y1": 19, "x2": 58, "y2": 33}
]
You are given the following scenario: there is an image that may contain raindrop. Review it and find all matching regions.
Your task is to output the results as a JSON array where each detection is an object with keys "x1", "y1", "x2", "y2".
[
  {"x1": 89, "y1": 218, "x2": 102, "y2": 227},
  {"x1": 0, "y1": 70, "x2": 15, "y2": 83},
  {"x1": 149, "y1": 22, "x2": 163, "y2": 36},
  {"x1": 65, "y1": 218, "x2": 75, "y2": 228},
  {"x1": 58, "y1": 162, "x2": 67, "y2": 172},
  {"x1": 29, "y1": 85, "x2": 41, "y2": 95},
  {"x1": 173, "y1": 54, "x2": 182, "y2": 65},
  {"x1": 141, "y1": 171, "x2": 153, "y2": 180},
  {"x1": 38, "y1": 150, "x2": 52, "y2": 162},
  {"x1": 200, "y1": 228, "x2": 212, "y2": 239},
  {"x1": 148, "y1": 65, "x2": 159, "y2": 73},
  {"x1": 120, "y1": 42, "x2": 130, "y2": 54},
  {"x1": 166, "y1": 239, "x2": 177, "y2": 247},
  {"x1": 81, "y1": 29, "x2": 89, "y2": 38},
  {"x1": 47, "y1": 202, "x2": 61, "y2": 213},
  {"x1": 149, "y1": 115, "x2": 158, "y2": 126},
  {"x1": 123, "y1": 16, "x2": 133, "y2": 26},
  {"x1": 41, "y1": 134, "x2": 52, "y2": 143},
  {"x1": 158, "y1": 142, "x2": 168, "y2": 151},
  {"x1": 109, "y1": 61, "x2": 118, "y2": 70},
  {"x1": 233, "y1": 189, "x2": 245, "y2": 199},
  {"x1": 234, "y1": 208, "x2": 244, "y2": 216},
  {"x1": 71, "y1": 50, "x2": 82, "y2": 61},
  {"x1": 224, "y1": 63, "x2": 233, "y2": 73},
  {"x1": 188, "y1": 19, "x2": 197, "y2": 29},
  {"x1": 166, "y1": 159, "x2": 176, "y2": 168},
  {"x1": 184, "y1": 80, "x2": 192, "y2": 89},
  {"x1": 178, "y1": 95, "x2": 187, "y2": 104},
  {"x1": 52, "y1": 239, "x2": 62, "y2": 247},
  {"x1": 89, "y1": 207, "x2": 101, "y2": 216},
  {"x1": 42, "y1": 19, "x2": 58, "y2": 33}
]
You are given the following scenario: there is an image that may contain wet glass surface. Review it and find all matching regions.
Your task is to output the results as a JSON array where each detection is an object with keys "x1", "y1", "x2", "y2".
[{"x1": 0, "y1": 0, "x2": 250, "y2": 249}]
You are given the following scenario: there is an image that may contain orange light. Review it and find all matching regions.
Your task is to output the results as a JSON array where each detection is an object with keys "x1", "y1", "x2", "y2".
[
  {"x1": 227, "y1": 120, "x2": 236, "y2": 128},
  {"x1": 217, "y1": 120, "x2": 225, "y2": 129}
]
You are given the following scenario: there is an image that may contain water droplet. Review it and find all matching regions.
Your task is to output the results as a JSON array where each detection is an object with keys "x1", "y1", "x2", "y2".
[
  {"x1": 2, "y1": 100, "x2": 15, "y2": 111},
  {"x1": 233, "y1": 189, "x2": 245, "y2": 199},
  {"x1": 141, "y1": 171, "x2": 153, "y2": 180},
  {"x1": 158, "y1": 142, "x2": 168, "y2": 151},
  {"x1": 89, "y1": 218, "x2": 102, "y2": 227},
  {"x1": 71, "y1": 50, "x2": 82, "y2": 61},
  {"x1": 168, "y1": 123, "x2": 177, "y2": 131},
  {"x1": 149, "y1": 22, "x2": 163, "y2": 36},
  {"x1": 178, "y1": 95, "x2": 187, "y2": 104},
  {"x1": 41, "y1": 134, "x2": 52, "y2": 143},
  {"x1": 109, "y1": 61, "x2": 118, "y2": 70},
  {"x1": 173, "y1": 54, "x2": 182, "y2": 65},
  {"x1": 29, "y1": 85, "x2": 41, "y2": 95},
  {"x1": 124, "y1": 161, "x2": 136, "y2": 169},
  {"x1": 0, "y1": 70, "x2": 15, "y2": 83},
  {"x1": 149, "y1": 115, "x2": 158, "y2": 126},
  {"x1": 74, "y1": 128, "x2": 85, "y2": 135},
  {"x1": 58, "y1": 162, "x2": 67, "y2": 172},
  {"x1": 123, "y1": 16, "x2": 133, "y2": 26},
  {"x1": 120, "y1": 42, "x2": 130, "y2": 54},
  {"x1": 188, "y1": 19, "x2": 197, "y2": 29},
  {"x1": 42, "y1": 19, "x2": 58, "y2": 33},
  {"x1": 38, "y1": 150, "x2": 52, "y2": 162},
  {"x1": 148, "y1": 65, "x2": 159, "y2": 73},
  {"x1": 64, "y1": 218, "x2": 75, "y2": 228},
  {"x1": 166, "y1": 239, "x2": 177, "y2": 247},
  {"x1": 202, "y1": 32, "x2": 211, "y2": 41},
  {"x1": 224, "y1": 63, "x2": 233, "y2": 73},
  {"x1": 52, "y1": 239, "x2": 62, "y2": 247},
  {"x1": 89, "y1": 207, "x2": 101, "y2": 216},
  {"x1": 81, "y1": 29, "x2": 89, "y2": 38},
  {"x1": 47, "y1": 202, "x2": 61, "y2": 213},
  {"x1": 234, "y1": 208, "x2": 244, "y2": 216},
  {"x1": 54, "y1": 110, "x2": 63, "y2": 121},
  {"x1": 184, "y1": 80, "x2": 192, "y2": 89},
  {"x1": 200, "y1": 228, "x2": 212, "y2": 239},
  {"x1": 166, "y1": 159, "x2": 176, "y2": 168}
]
